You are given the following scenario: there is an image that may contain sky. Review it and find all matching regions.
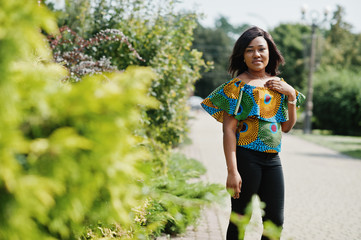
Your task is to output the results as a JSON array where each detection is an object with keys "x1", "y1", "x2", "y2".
[
  {"x1": 49, "y1": 0, "x2": 361, "y2": 33},
  {"x1": 177, "y1": 0, "x2": 361, "y2": 33}
]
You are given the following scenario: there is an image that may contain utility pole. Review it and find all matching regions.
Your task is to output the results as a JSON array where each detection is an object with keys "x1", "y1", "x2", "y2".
[
  {"x1": 301, "y1": 5, "x2": 331, "y2": 134},
  {"x1": 303, "y1": 23, "x2": 316, "y2": 134}
]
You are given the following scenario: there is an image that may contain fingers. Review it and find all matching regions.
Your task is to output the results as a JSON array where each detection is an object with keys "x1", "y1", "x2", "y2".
[
  {"x1": 226, "y1": 173, "x2": 242, "y2": 199},
  {"x1": 233, "y1": 190, "x2": 240, "y2": 199},
  {"x1": 231, "y1": 184, "x2": 242, "y2": 199},
  {"x1": 265, "y1": 79, "x2": 287, "y2": 93},
  {"x1": 236, "y1": 181, "x2": 242, "y2": 199},
  {"x1": 226, "y1": 185, "x2": 240, "y2": 199},
  {"x1": 265, "y1": 79, "x2": 279, "y2": 89}
]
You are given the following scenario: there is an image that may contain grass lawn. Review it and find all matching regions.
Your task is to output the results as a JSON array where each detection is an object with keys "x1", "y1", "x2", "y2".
[{"x1": 291, "y1": 129, "x2": 361, "y2": 160}]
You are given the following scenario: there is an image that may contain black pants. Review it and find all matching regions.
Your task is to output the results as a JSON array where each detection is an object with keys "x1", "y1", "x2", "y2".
[{"x1": 226, "y1": 147, "x2": 284, "y2": 240}]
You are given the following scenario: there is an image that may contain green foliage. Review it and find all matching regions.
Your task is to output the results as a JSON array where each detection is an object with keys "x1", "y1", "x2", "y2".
[
  {"x1": 215, "y1": 16, "x2": 250, "y2": 40},
  {"x1": 58, "y1": 0, "x2": 92, "y2": 36},
  {"x1": 313, "y1": 68, "x2": 361, "y2": 135},
  {"x1": 45, "y1": 0, "x2": 225, "y2": 238},
  {"x1": 230, "y1": 195, "x2": 282, "y2": 240},
  {"x1": 114, "y1": 2, "x2": 208, "y2": 148},
  {"x1": 321, "y1": 5, "x2": 361, "y2": 71},
  {"x1": 312, "y1": 6, "x2": 361, "y2": 135},
  {"x1": 192, "y1": 17, "x2": 249, "y2": 98},
  {"x1": 145, "y1": 153, "x2": 225, "y2": 236},
  {"x1": 0, "y1": 1, "x2": 59, "y2": 238},
  {"x1": 54, "y1": 0, "x2": 208, "y2": 148},
  {"x1": 0, "y1": 1, "x2": 160, "y2": 239},
  {"x1": 271, "y1": 7, "x2": 361, "y2": 134},
  {"x1": 327, "y1": 5, "x2": 354, "y2": 45},
  {"x1": 81, "y1": 153, "x2": 225, "y2": 239},
  {"x1": 192, "y1": 24, "x2": 230, "y2": 98},
  {"x1": 270, "y1": 23, "x2": 311, "y2": 90},
  {"x1": 229, "y1": 199, "x2": 253, "y2": 239},
  {"x1": 47, "y1": 26, "x2": 143, "y2": 82}
]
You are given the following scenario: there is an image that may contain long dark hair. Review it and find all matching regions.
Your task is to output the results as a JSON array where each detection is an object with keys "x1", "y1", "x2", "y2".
[{"x1": 228, "y1": 26, "x2": 284, "y2": 77}]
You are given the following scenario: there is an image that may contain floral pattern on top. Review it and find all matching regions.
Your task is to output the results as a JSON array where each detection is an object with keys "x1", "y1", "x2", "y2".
[{"x1": 201, "y1": 77, "x2": 305, "y2": 152}]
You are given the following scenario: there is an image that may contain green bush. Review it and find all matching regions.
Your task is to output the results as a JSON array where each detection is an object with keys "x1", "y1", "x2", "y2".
[
  {"x1": 136, "y1": 152, "x2": 224, "y2": 237},
  {"x1": 52, "y1": 0, "x2": 210, "y2": 148},
  {"x1": 270, "y1": 23, "x2": 310, "y2": 91},
  {"x1": 80, "y1": 152, "x2": 225, "y2": 240},
  {"x1": 313, "y1": 68, "x2": 361, "y2": 135},
  {"x1": 49, "y1": 2, "x2": 221, "y2": 237},
  {"x1": 0, "y1": 1, "x2": 158, "y2": 239},
  {"x1": 42, "y1": 1, "x2": 225, "y2": 238}
]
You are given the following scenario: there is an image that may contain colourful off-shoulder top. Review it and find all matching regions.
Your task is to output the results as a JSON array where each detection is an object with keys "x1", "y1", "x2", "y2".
[{"x1": 201, "y1": 77, "x2": 305, "y2": 153}]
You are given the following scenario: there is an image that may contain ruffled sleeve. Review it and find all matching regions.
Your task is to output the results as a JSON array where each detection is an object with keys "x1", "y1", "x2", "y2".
[
  {"x1": 279, "y1": 78, "x2": 306, "y2": 109},
  {"x1": 278, "y1": 87, "x2": 306, "y2": 122},
  {"x1": 201, "y1": 77, "x2": 306, "y2": 123},
  {"x1": 200, "y1": 78, "x2": 242, "y2": 123},
  {"x1": 293, "y1": 90, "x2": 306, "y2": 109}
]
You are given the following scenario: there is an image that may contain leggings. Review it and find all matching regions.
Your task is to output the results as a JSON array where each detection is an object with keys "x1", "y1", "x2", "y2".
[{"x1": 226, "y1": 147, "x2": 284, "y2": 240}]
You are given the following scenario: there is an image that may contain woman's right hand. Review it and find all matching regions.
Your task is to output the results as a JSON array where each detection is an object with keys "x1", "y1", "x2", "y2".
[{"x1": 226, "y1": 170, "x2": 242, "y2": 199}]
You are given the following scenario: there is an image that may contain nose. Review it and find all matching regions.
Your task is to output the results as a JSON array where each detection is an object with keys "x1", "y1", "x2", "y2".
[{"x1": 253, "y1": 50, "x2": 261, "y2": 57}]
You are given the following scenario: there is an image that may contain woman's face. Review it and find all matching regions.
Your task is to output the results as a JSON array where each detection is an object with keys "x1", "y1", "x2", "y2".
[{"x1": 243, "y1": 36, "x2": 269, "y2": 72}]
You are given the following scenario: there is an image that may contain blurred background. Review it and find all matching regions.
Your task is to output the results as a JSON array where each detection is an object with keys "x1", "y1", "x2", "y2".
[{"x1": 1, "y1": 1, "x2": 360, "y2": 239}]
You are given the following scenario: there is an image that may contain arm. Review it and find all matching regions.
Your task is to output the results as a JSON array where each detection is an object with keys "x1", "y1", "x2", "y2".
[
  {"x1": 265, "y1": 79, "x2": 297, "y2": 133},
  {"x1": 223, "y1": 112, "x2": 242, "y2": 199},
  {"x1": 281, "y1": 93, "x2": 297, "y2": 133}
]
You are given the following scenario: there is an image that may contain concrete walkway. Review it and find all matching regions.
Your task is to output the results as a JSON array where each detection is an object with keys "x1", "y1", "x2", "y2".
[{"x1": 159, "y1": 110, "x2": 361, "y2": 240}]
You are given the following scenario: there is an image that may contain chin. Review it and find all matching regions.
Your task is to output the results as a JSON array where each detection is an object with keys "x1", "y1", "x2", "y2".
[{"x1": 250, "y1": 66, "x2": 265, "y2": 71}]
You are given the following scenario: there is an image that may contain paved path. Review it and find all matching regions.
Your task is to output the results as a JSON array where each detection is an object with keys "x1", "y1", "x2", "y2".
[{"x1": 159, "y1": 110, "x2": 361, "y2": 240}]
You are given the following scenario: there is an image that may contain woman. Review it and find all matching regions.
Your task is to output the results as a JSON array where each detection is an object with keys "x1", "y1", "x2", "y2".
[{"x1": 201, "y1": 26, "x2": 305, "y2": 239}]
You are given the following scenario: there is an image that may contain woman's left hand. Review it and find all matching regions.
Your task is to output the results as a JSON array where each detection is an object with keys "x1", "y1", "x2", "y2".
[{"x1": 265, "y1": 79, "x2": 296, "y2": 99}]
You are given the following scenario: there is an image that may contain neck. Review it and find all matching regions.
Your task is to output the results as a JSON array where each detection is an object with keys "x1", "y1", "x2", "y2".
[{"x1": 245, "y1": 70, "x2": 268, "y2": 79}]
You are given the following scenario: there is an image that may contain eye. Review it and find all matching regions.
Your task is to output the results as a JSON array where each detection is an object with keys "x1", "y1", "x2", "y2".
[
  {"x1": 246, "y1": 49, "x2": 253, "y2": 53},
  {"x1": 259, "y1": 48, "x2": 266, "y2": 51}
]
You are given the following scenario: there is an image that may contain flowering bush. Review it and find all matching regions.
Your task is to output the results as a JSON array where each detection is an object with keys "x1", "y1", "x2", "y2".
[{"x1": 48, "y1": 26, "x2": 143, "y2": 81}]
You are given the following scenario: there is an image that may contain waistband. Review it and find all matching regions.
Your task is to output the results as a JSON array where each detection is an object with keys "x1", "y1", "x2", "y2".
[{"x1": 237, "y1": 146, "x2": 279, "y2": 161}]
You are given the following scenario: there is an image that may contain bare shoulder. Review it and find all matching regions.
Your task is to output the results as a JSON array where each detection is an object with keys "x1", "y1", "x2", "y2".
[{"x1": 237, "y1": 72, "x2": 250, "y2": 83}]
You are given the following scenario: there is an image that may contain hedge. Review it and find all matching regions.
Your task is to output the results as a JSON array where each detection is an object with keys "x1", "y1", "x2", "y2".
[{"x1": 313, "y1": 68, "x2": 361, "y2": 135}]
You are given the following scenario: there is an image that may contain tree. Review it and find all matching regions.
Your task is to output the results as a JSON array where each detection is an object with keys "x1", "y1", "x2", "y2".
[
  {"x1": 215, "y1": 16, "x2": 250, "y2": 40},
  {"x1": 192, "y1": 24, "x2": 232, "y2": 98},
  {"x1": 321, "y1": 5, "x2": 361, "y2": 71},
  {"x1": 270, "y1": 23, "x2": 311, "y2": 90},
  {"x1": 192, "y1": 17, "x2": 249, "y2": 98},
  {"x1": 310, "y1": 5, "x2": 361, "y2": 135},
  {"x1": 313, "y1": 68, "x2": 361, "y2": 135}
]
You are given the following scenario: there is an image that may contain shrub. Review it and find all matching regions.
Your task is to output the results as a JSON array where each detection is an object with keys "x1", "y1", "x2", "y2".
[
  {"x1": 81, "y1": 153, "x2": 225, "y2": 239},
  {"x1": 0, "y1": 1, "x2": 157, "y2": 239},
  {"x1": 145, "y1": 153, "x2": 225, "y2": 236},
  {"x1": 44, "y1": 1, "x2": 222, "y2": 238},
  {"x1": 52, "y1": 0, "x2": 210, "y2": 148},
  {"x1": 47, "y1": 26, "x2": 144, "y2": 82},
  {"x1": 313, "y1": 68, "x2": 361, "y2": 135}
]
